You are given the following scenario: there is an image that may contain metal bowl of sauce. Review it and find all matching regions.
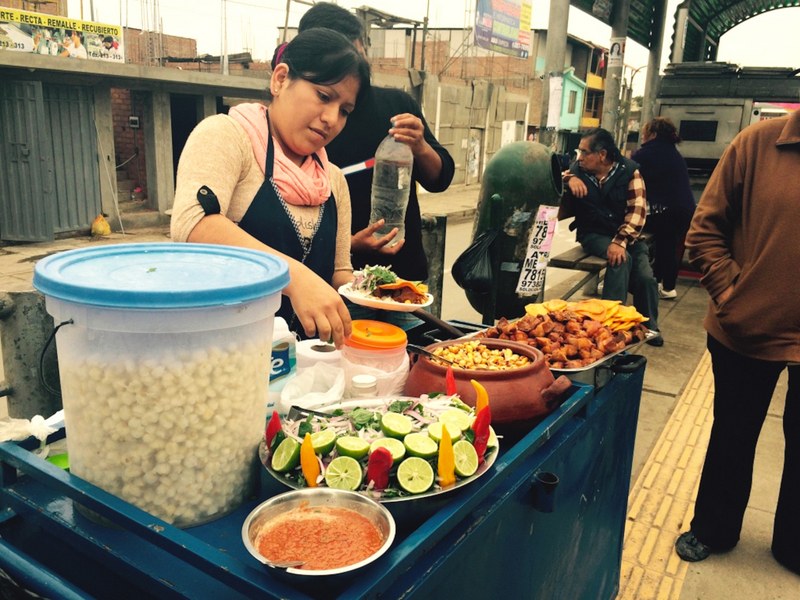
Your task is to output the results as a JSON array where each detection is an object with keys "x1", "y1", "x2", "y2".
[{"x1": 242, "y1": 488, "x2": 396, "y2": 578}]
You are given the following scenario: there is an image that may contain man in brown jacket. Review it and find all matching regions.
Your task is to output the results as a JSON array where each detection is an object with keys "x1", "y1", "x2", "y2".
[{"x1": 675, "y1": 109, "x2": 800, "y2": 575}]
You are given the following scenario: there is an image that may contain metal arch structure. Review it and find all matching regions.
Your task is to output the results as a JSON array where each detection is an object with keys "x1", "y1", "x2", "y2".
[
  {"x1": 571, "y1": 0, "x2": 800, "y2": 59},
  {"x1": 670, "y1": 0, "x2": 800, "y2": 62}
]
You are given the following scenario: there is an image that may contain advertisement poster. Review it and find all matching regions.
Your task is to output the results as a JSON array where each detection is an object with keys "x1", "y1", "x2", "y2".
[
  {"x1": 0, "y1": 7, "x2": 124, "y2": 62},
  {"x1": 515, "y1": 205, "x2": 559, "y2": 296},
  {"x1": 474, "y1": 0, "x2": 532, "y2": 59},
  {"x1": 608, "y1": 37, "x2": 625, "y2": 69}
]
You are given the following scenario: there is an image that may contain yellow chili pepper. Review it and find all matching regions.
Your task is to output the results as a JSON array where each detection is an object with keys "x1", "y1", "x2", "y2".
[
  {"x1": 471, "y1": 379, "x2": 490, "y2": 413},
  {"x1": 300, "y1": 432, "x2": 320, "y2": 488},
  {"x1": 438, "y1": 426, "x2": 456, "y2": 488}
]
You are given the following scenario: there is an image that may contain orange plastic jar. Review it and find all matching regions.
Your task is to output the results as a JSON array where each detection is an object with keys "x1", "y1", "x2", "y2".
[{"x1": 342, "y1": 320, "x2": 409, "y2": 397}]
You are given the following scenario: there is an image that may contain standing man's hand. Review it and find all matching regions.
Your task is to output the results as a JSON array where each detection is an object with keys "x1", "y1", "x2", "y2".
[
  {"x1": 388, "y1": 113, "x2": 426, "y2": 155},
  {"x1": 352, "y1": 220, "x2": 405, "y2": 255},
  {"x1": 607, "y1": 242, "x2": 627, "y2": 266}
]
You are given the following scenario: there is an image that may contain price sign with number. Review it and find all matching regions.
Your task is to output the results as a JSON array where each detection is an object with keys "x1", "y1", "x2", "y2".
[{"x1": 515, "y1": 205, "x2": 559, "y2": 296}]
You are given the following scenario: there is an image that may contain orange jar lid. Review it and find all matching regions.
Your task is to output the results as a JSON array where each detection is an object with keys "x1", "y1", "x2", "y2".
[{"x1": 346, "y1": 320, "x2": 407, "y2": 350}]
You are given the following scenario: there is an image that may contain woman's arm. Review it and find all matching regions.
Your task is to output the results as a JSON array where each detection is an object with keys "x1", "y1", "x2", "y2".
[{"x1": 188, "y1": 215, "x2": 351, "y2": 347}]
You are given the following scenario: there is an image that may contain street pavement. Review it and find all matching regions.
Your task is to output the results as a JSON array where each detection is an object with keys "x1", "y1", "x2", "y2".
[{"x1": 0, "y1": 183, "x2": 795, "y2": 597}]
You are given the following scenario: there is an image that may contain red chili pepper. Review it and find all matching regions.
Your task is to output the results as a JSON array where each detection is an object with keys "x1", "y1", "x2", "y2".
[
  {"x1": 472, "y1": 406, "x2": 492, "y2": 464},
  {"x1": 367, "y1": 447, "x2": 393, "y2": 490},
  {"x1": 265, "y1": 411, "x2": 282, "y2": 452},
  {"x1": 445, "y1": 366, "x2": 457, "y2": 396}
]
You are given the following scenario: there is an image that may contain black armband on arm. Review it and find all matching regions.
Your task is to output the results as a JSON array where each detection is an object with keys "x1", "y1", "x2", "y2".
[{"x1": 196, "y1": 186, "x2": 221, "y2": 215}]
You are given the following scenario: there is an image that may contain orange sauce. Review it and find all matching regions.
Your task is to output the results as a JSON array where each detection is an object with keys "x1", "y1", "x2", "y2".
[{"x1": 256, "y1": 505, "x2": 384, "y2": 570}]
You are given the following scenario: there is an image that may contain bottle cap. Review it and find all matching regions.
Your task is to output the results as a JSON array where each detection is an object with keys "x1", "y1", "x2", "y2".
[{"x1": 346, "y1": 320, "x2": 407, "y2": 350}]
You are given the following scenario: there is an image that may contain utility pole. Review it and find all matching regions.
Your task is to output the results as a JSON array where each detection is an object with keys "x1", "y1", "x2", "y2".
[
  {"x1": 221, "y1": 0, "x2": 229, "y2": 74},
  {"x1": 420, "y1": 0, "x2": 430, "y2": 71}
]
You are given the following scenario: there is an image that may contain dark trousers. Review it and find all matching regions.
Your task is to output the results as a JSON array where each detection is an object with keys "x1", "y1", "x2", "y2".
[
  {"x1": 579, "y1": 232, "x2": 659, "y2": 331},
  {"x1": 691, "y1": 334, "x2": 800, "y2": 566},
  {"x1": 644, "y1": 209, "x2": 692, "y2": 290}
]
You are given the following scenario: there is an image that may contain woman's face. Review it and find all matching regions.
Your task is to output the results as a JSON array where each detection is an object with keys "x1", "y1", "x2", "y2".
[{"x1": 268, "y1": 64, "x2": 360, "y2": 166}]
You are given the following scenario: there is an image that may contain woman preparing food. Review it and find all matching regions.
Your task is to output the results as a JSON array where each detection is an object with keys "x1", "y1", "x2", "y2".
[{"x1": 170, "y1": 29, "x2": 371, "y2": 348}]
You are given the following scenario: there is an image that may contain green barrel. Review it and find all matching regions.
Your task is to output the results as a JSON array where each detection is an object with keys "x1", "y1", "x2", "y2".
[{"x1": 464, "y1": 141, "x2": 564, "y2": 320}]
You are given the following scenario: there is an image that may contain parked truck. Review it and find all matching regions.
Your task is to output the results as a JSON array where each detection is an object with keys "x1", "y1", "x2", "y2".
[{"x1": 654, "y1": 62, "x2": 800, "y2": 176}]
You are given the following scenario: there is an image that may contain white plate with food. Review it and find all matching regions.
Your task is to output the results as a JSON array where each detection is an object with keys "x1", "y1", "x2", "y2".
[
  {"x1": 339, "y1": 283, "x2": 433, "y2": 312},
  {"x1": 339, "y1": 265, "x2": 434, "y2": 313}
]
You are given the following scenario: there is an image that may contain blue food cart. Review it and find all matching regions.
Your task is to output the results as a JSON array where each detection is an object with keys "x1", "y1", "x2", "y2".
[{"x1": 0, "y1": 357, "x2": 644, "y2": 599}]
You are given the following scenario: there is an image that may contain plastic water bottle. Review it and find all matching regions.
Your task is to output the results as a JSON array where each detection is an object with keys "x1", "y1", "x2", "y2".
[{"x1": 370, "y1": 134, "x2": 413, "y2": 243}]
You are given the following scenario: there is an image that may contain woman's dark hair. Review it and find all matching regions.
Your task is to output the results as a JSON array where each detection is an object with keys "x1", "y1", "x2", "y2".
[
  {"x1": 269, "y1": 29, "x2": 370, "y2": 105},
  {"x1": 582, "y1": 127, "x2": 622, "y2": 162},
  {"x1": 643, "y1": 117, "x2": 681, "y2": 144},
  {"x1": 298, "y1": 2, "x2": 365, "y2": 45}
]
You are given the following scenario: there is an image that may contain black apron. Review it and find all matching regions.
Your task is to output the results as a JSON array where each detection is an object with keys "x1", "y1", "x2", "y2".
[{"x1": 237, "y1": 112, "x2": 337, "y2": 335}]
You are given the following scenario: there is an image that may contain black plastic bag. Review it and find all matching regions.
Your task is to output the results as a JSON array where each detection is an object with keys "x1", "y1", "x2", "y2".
[{"x1": 451, "y1": 229, "x2": 499, "y2": 294}]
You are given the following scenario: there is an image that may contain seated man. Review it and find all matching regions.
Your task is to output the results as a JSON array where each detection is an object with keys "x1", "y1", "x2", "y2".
[{"x1": 562, "y1": 128, "x2": 662, "y2": 345}]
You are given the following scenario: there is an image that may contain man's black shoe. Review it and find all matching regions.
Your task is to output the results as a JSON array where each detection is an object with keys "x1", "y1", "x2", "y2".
[
  {"x1": 675, "y1": 531, "x2": 712, "y2": 562},
  {"x1": 646, "y1": 331, "x2": 664, "y2": 347},
  {"x1": 772, "y1": 546, "x2": 800, "y2": 576}
]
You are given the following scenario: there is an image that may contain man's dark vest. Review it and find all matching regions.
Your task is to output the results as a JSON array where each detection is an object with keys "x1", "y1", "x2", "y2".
[{"x1": 569, "y1": 157, "x2": 638, "y2": 241}]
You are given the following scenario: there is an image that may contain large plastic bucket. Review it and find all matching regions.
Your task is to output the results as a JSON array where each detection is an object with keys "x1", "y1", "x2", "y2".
[{"x1": 33, "y1": 243, "x2": 289, "y2": 527}]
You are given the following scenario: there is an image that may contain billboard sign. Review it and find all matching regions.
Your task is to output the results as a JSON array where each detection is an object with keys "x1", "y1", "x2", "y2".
[
  {"x1": 0, "y1": 8, "x2": 124, "y2": 62},
  {"x1": 474, "y1": 0, "x2": 532, "y2": 59}
]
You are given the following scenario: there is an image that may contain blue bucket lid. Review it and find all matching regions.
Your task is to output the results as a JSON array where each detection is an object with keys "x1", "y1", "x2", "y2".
[{"x1": 33, "y1": 243, "x2": 290, "y2": 309}]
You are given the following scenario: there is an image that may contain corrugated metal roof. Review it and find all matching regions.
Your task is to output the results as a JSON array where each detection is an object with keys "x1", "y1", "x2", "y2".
[{"x1": 572, "y1": 0, "x2": 800, "y2": 60}]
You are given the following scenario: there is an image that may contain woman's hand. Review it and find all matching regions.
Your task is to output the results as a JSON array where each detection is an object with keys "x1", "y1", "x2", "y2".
[
  {"x1": 285, "y1": 267, "x2": 352, "y2": 348},
  {"x1": 352, "y1": 220, "x2": 405, "y2": 255}
]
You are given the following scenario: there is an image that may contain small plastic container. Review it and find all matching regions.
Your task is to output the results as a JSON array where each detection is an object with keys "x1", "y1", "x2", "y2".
[
  {"x1": 342, "y1": 320, "x2": 409, "y2": 397},
  {"x1": 33, "y1": 243, "x2": 289, "y2": 527},
  {"x1": 350, "y1": 374, "x2": 379, "y2": 398}
]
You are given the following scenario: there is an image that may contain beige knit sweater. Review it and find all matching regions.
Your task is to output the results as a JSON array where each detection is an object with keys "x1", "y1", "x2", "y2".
[{"x1": 170, "y1": 114, "x2": 352, "y2": 276}]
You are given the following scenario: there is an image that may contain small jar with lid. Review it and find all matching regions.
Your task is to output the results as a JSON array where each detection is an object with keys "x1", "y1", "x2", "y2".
[
  {"x1": 350, "y1": 374, "x2": 379, "y2": 398},
  {"x1": 342, "y1": 320, "x2": 409, "y2": 397}
]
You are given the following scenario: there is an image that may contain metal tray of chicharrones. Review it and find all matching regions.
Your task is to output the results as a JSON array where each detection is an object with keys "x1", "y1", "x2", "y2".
[{"x1": 548, "y1": 329, "x2": 659, "y2": 375}]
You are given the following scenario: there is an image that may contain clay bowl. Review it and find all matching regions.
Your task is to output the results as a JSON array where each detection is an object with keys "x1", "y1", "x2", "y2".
[{"x1": 404, "y1": 338, "x2": 572, "y2": 425}]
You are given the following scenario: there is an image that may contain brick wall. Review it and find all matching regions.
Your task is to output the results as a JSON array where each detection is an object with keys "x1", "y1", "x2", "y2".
[{"x1": 111, "y1": 88, "x2": 148, "y2": 196}]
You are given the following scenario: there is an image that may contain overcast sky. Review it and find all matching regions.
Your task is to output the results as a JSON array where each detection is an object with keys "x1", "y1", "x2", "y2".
[{"x1": 69, "y1": 0, "x2": 800, "y2": 83}]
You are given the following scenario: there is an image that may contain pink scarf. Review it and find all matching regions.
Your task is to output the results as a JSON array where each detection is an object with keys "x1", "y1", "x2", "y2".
[{"x1": 228, "y1": 103, "x2": 331, "y2": 206}]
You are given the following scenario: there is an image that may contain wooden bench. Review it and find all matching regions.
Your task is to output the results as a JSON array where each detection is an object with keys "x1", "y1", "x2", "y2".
[{"x1": 547, "y1": 231, "x2": 654, "y2": 300}]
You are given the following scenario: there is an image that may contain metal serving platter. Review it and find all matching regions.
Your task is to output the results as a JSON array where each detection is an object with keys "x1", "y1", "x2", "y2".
[
  {"x1": 548, "y1": 329, "x2": 659, "y2": 375},
  {"x1": 260, "y1": 398, "x2": 498, "y2": 504}
]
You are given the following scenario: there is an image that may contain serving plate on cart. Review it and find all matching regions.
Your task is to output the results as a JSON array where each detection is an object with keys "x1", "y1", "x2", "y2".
[
  {"x1": 260, "y1": 398, "x2": 498, "y2": 503},
  {"x1": 548, "y1": 329, "x2": 659, "y2": 375},
  {"x1": 338, "y1": 283, "x2": 434, "y2": 313}
]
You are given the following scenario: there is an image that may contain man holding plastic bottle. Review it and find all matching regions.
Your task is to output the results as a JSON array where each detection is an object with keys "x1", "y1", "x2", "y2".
[{"x1": 297, "y1": 3, "x2": 455, "y2": 329}]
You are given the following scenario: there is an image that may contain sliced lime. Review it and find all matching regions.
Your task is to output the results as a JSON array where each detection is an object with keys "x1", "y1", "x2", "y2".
[
  {"x1": 403, "y1": 432, "x2": 439, "y2": 459},
  {"x1": 381, "y1": 412, "x2": 413, "y2": 439},
  {"x1": 439, "y1": 408, "x2": 473, "y2": 432},
  {"x1": 324, "y1": 456, "x2": 363, "y2": 491},
  {"x1": 427, "y1": 421, "x2": 462, "y2": 443},
  {"x1": 396, "y1": 457, "x2": 435, "y2": 494},
  {"x1": 453, "y1": 440, "x2": 479, "y2": 478},
  {"x1": 271, "y1": 437, "x2": 301, "y2": 473},
  {"x1": 487, "y1": 426, "x2": 498, "y2": 449},
  {"x1": 370, "y1": 437, "x2": 406, "y2": 464},
  {"x1": 335, "y1": 436, "x2": 371, "y2": 460},
  {"x1": 310, "y1": 428, "x2": 337, "y2": 456}
]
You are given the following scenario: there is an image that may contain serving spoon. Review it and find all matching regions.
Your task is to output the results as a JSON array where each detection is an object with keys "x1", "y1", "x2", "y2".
[{"x1": 406, "y1": 344, "x2": 457, "y2": 366}]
